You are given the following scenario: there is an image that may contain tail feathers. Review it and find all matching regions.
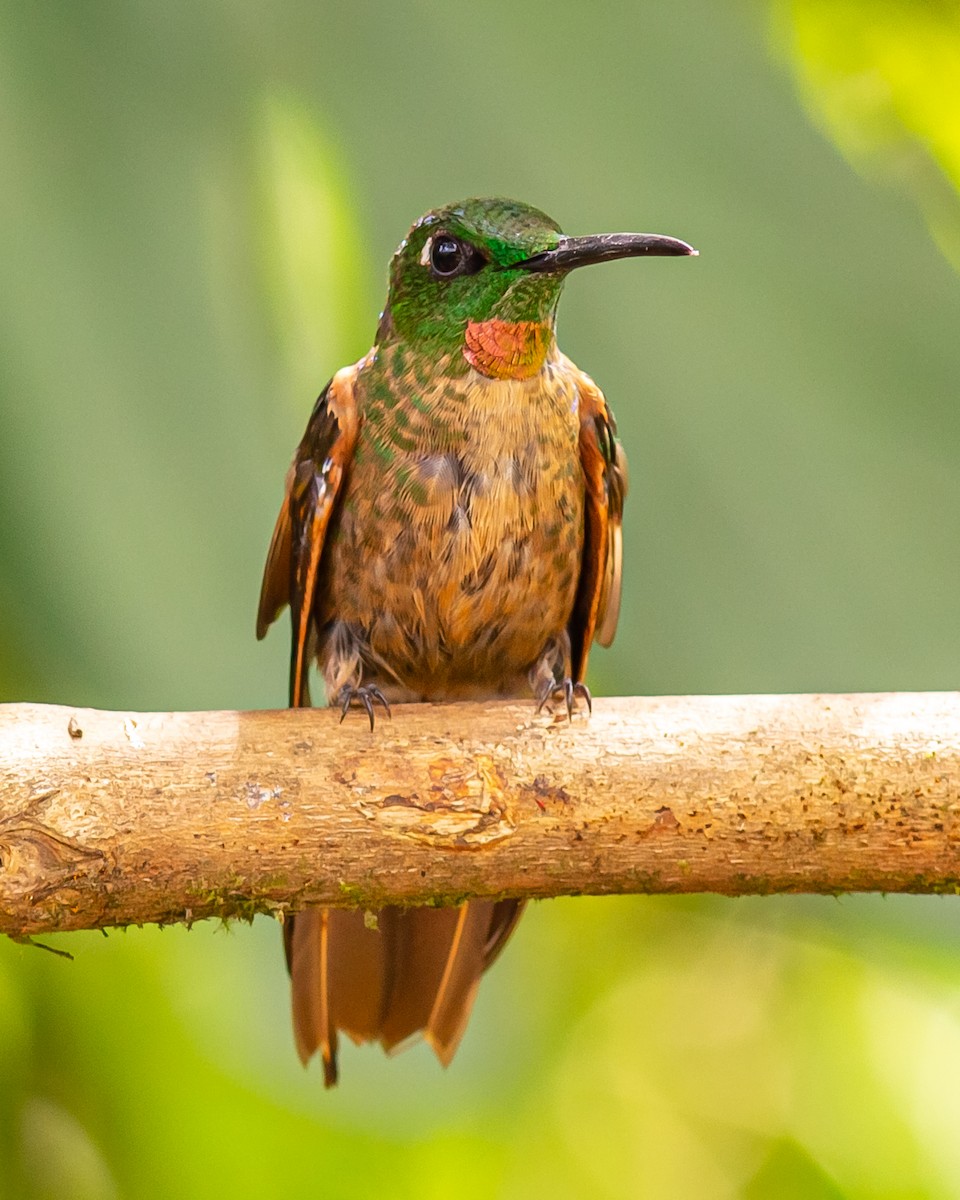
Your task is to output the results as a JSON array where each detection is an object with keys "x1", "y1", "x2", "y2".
[
  {"x1": 483, "y1": 899, "x2": 525, "y2": 971},
  {"x1": 286, "y1": 900, "x2": 524, "y2": 1084},
  {"x1": 287, "y1": 908, "x2": 389, "y2": 1084},
  {"x1": 287, "y1": 909, "x2": 336, "y2": 1085},
  {"x1": 423, "y1": 904, "x2": 499, "y2": 1065},
  {"x1": 327, "y1": 909, "x2": 389, "y2": 1045},
  {"x1": 377, "y1": 906, "x2": 465, "y2": 1053},
  {"x1": 422, "y1": 899, "x2": 526, "y2": 1064}
]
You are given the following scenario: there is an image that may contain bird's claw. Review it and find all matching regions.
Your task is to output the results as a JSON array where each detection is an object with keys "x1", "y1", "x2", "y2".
[
  {"x1": 337, "y1": 684, "x2": 391, "y2": 731},
  {"x1": 536, "y1": 678, "x2": 592, "y2": 721}
]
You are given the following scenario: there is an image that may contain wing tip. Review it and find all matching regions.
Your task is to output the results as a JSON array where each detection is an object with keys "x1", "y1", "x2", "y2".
[{"x1": 256, "y1": 499, "x2": 293, "y2": 643}]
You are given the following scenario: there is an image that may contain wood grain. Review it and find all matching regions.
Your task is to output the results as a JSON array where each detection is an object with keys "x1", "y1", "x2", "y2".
[{"x1": 2, "y1": 694, "x2": 959, "y2": 935}]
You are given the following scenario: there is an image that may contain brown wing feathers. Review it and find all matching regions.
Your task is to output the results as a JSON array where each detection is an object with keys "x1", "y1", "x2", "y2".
[
  {"x1": 570, "y1": 371, "x2": 627, "y2": 681},
  {"x1": 255, "y1": 371, "x2": 360, "y2": 707}
]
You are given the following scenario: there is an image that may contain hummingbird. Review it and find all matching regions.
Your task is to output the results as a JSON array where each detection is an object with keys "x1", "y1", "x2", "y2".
[{"x1": 257, "y1": 197, "x2": 696, "y2": 1085}]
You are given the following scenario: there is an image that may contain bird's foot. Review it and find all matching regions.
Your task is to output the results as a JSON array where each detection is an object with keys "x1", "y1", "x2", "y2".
[
  {"x1": 336, "y1": 684, "x2": 391, "y2": 731},
  {"x1": 536, "y1": 678, "x2": 592, "y2": 722}
]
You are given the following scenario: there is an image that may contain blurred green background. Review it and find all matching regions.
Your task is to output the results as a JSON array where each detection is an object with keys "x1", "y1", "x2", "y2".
[{"x1": 2, "y1": 0, "x2": 960, "y2": 1196}]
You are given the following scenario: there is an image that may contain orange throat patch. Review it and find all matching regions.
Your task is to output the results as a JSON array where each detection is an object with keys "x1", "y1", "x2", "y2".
[{"x1": 463, "y1": 319, "x2": 551, "y2": 381}]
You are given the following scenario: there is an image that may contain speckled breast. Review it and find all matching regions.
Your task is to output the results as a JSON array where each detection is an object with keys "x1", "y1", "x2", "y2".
[{"x1": 322, "y1": 349, "x2": 585, "y2": 694}]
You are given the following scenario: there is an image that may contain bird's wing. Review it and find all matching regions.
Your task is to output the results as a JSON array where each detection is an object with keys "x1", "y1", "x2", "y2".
[
  {"x1": 569, "y1": 367, "x2": 628, "y2": 682},
  {"x1": 256, "y1": 365, "x2": 361, "y2": 706}
]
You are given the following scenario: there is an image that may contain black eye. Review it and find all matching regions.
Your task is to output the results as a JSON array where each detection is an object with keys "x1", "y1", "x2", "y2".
[{"x1": 428, "y1": 235, "x2": 485, "y2": 279}]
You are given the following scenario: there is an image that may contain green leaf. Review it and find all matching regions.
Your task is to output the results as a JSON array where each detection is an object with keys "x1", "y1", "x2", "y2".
[{"x1": 776, "y1": 0, "x2": 960, "y2": 269}]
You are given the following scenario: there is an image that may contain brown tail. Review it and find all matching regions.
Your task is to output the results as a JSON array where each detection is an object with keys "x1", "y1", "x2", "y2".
[{"x1": 284, "y1": 900, "x2": 523, "y2": 1086}]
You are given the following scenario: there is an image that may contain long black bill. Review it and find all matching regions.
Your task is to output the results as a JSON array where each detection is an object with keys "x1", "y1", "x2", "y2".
[{"x1": 514, "y1": 232, "x2": 697, "y2": 273}]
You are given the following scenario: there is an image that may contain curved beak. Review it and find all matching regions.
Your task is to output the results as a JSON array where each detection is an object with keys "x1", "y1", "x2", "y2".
[{"x1": 514, "y1": 232, "x2": 697, "y2": 273}]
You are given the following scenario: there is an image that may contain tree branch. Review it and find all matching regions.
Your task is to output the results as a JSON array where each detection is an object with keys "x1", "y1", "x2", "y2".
[{"x1": 2, "y1": 694, "x2": 959, "y2": 935}]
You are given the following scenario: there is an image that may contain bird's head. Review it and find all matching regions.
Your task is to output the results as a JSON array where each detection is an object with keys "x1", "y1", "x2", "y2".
[{"x1": 377, "y1": 197, "x2": 695, "y2": 380}]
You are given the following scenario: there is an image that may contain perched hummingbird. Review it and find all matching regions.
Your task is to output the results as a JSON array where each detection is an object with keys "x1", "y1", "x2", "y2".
[{"x1": 257, "y1": 197, "x2": 695, "y2": 1085}]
